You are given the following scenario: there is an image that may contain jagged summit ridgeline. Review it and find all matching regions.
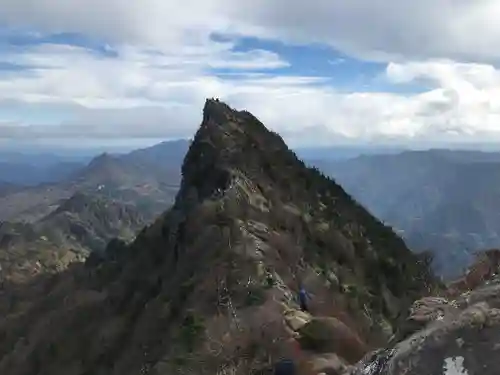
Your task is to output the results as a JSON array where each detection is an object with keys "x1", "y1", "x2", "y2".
[
  {"x1": 178, "y1": 98, "x2": 288, "y2": 202},
  {"x1": 0, "y1": 99, "x2": 436, "y2": 375},
  {"x1": 180, "y1": 98, "x2": 432, "y2": 295}
]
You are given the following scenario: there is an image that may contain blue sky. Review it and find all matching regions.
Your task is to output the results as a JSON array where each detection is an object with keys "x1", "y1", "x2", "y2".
[
  {"x1": 1, "y1": 1, "x2": 500, "y2": 151},
  {"x1": 210, "y1": 35, "x2": 384, "y2": 87},
  {"x1": 0, "y1": 30, "x2": 416, "y2": 94}
]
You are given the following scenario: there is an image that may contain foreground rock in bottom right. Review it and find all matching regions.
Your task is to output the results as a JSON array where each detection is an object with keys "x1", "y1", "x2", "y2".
[{"x1": 346, "y1": 283, "x2": 500, "y2": 375}]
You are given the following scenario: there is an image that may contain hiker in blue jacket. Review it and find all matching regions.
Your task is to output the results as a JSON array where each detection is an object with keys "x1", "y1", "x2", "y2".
[
  {"x1": 274, "y1": 359, "x2": 296, "y2": 375},
  {"x1": 298, "y1": 283, "x2": 312, "y2": 312}
]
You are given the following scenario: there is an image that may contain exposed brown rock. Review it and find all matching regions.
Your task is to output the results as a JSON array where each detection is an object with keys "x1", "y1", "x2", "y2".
[
  {"x1": 448, "y1": 249, "x2": 500, "y2": 297},
  {"x1": 348, "y1": 279, "x2": 500, "y2": 375}
]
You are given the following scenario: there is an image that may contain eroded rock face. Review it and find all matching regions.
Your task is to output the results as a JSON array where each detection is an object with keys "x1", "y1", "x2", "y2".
[
  {"x1": 307, "y1": 353, "x2": 348, "y2": 375},
  {"x1": 393, "y1": 296, "x2": 459, "y2": 342},
  {"x1": 448, "y1": 249, "x2": 500, "y2": 297},
  {"x1": 284, "y1": 308, "x2": 312, "y2": 332},
  {"x1": 347, "y1": 281, "x2": 500, "y2": 375},
  {"x1": 387, "y1": 303, "x2": 500, "y2": 374}
]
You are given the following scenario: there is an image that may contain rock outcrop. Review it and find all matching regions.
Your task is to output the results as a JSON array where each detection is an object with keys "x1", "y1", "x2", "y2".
[
  {"x1": 0, "y1": 99, "x2": 435, "y2": 375},
  {"x1": 448, "y1": 249, "x2": 500, "y2": 297},
  {"x1": 347, "y1": 252, "x2": 500, "y2": 375}
]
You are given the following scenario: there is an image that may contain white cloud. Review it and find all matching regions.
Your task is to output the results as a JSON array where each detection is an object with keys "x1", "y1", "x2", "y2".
[
  {"x1": 3, "y1": 42, "x2": 500, "y2": 146},
  {"x1": 3, "y1": 0, "x2": 500, "y2": 62},
  {"x1": 385, "y1": 60, "x2": 500, "y2": 137},
  {"x1": 0, "y1": 0, "x2": 226, "y2": 48},
  {"x1": 1, "y1": 1, "x2": 500, "y2": 146},
  {"x1": 233, "y1": 0, "x2": 500, "y2": 63},
  {"x1": 0, "y1": 42, "x2": 287, "y2": 106}
]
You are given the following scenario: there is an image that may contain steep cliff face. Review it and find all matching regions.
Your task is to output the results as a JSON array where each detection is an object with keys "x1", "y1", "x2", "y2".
[{"x1": 0, "y1": 99, "x2": 435, "y2": 375}]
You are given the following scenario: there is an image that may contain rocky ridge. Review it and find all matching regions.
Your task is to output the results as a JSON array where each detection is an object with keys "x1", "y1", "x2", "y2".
[
  {"x1": 0, "y1": 99, "x2": 435, "y2": 375},
  {"x1": 347, "y1": 250, "x2": 500, "y2": 375}
]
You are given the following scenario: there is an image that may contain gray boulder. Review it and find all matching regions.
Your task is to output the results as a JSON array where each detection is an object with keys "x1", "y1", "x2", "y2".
[{"x1": 347, "y1": 283, "x2": 500, "y2": 375}]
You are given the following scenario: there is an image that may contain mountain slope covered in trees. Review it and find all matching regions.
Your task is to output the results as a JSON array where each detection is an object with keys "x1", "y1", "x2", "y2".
[
  {"x1": 0, "y1": 99, "x2": 435, "y2": 375},
  {"x1": 316, "y1": 150, "x2": 500, "y2": 278},
  {"x1": 0, "y1": 192, "x2": 145, "y2": 283}
]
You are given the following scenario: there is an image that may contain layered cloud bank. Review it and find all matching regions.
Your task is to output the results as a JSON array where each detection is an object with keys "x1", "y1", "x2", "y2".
[{"x1": 1, "y1": 0, "x2": 500, "y2": 146}]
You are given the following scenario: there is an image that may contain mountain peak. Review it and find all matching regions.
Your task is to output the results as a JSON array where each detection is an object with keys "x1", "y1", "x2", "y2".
[
  {"x1": 0, "y1": 100, "x2": 437, "y2": 375},
  {"x1": 175, "y1": 99, "x2": 434, "y2": 294},
  {"x1": 200, "y1": 98, "x2": 280, "y2": 150},
  {"x1": 179, "y1": 99, "x2": 289, "y2": 204},
  {"x1": 87, "y1": 152, "x2": 114, "y2": 167},
  {"x1": 200, "y1": 99, "x2": 274, "y2": 150},
  {"x1": 203, "y1": 97, "x2": 233, "y2": 118}
]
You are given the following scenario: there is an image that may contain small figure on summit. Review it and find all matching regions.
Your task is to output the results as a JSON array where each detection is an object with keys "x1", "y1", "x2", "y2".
[{"x1": 298, "y1": 283, "x2": 312, "y2": 312}]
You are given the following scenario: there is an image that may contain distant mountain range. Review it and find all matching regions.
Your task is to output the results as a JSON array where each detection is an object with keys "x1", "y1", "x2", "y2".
[
  {"x1": 314, "y1": 149, "x2": 500, "y2": 278},
  {"x1": 295, "y1": 145, "x2": 407, "y2": 161},
  {"x1": 0, "y1": 141, "x2": 396, "y2": 187},
  {"x1": 0, "y1": 140, "x2": 190, "y2": 187},
  {"x1": 0, "y1": 141, "x2": 189, "y2": 281},
  {"x1": 3, "y1": 136, "x2": 500, "y2": 281},
  {"x1": 0, "y1": 160, "x2": 85, "y2": 186},
  {"x1": 0, "y1": 192, "x2": 146, "y2": 283},
  {"x1": 0, "y1": 140, "x2": 189, "y2": 223}
]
